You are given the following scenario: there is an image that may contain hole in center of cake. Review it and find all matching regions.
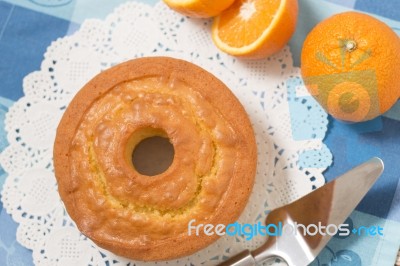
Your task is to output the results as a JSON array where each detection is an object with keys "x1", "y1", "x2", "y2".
[{"x1": 131, "y1": 135, "x2": 174, "y2": 176}]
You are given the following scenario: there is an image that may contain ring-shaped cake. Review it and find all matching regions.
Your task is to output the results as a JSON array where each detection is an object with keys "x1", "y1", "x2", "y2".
[{"x1": 54, "y1": 57, "x2": 257, "y2": 260}]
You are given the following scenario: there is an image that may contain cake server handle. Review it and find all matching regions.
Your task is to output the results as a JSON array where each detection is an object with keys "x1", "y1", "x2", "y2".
[
  {"x1": 218, "y1": 250, "x2": 255, "y2": 266},
  {"x1": 218, "y1": 249, "x2": 283, "y2": 266}
]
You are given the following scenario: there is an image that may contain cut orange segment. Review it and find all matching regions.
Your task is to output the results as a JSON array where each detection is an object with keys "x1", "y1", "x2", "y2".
[
  {"x1": 163, "y1": 0, "x2": 235, "y2": 18},
  {"x1": 212, "y1": 0, "x2": 298, "y2": 59}
]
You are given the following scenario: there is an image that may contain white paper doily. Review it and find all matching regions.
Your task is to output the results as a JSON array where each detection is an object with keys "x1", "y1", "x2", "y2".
[{"x1": 0, "y1": 1, "x2": 332, "y2": 265}]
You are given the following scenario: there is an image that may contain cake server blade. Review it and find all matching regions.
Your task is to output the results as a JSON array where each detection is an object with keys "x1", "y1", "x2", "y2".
[{"x1": 219, "y1": 157, "x2": 384, "y2": 266}]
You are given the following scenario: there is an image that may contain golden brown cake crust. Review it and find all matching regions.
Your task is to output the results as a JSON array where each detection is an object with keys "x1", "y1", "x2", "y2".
[{"x1": 53, "y1": 57, "x2": 257, "y2": 261}]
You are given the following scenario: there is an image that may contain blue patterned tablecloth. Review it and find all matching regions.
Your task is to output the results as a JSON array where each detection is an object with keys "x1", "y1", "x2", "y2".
[{"x1": 0, "y1": 0, "x2": 399, "y2": 265}]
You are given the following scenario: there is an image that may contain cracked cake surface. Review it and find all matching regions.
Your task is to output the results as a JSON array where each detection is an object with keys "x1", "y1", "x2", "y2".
[{"x1": 53, "y1": 57, "x2": 257, "y2": 261}]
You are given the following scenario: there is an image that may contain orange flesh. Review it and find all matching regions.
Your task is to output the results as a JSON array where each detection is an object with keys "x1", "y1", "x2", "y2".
[{"x1": 217, "y1": 0, "x2": 281, "y2": 47}]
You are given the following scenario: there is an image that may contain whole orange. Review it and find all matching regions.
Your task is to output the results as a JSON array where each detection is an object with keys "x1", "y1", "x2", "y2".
[{"x1": 301, "y1": 11, "x2": 400, "y2": 122}]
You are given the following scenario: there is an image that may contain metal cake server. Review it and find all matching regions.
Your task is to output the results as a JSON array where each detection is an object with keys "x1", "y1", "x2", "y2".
[{"x1": 219, "y1": 157, "x2": 384, "y2": 266}]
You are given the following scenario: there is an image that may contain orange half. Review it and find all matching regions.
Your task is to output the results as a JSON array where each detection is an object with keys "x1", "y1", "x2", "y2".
[
  {"x1": 163, "y1": 0, "x2": 235, "y2": 18},
  {"x1": 212, "y1": 0, "x2": 298, "y2": 59}
]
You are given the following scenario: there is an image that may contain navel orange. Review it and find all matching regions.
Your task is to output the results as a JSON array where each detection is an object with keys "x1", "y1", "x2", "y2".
[
  {"x1": 211, "y1": 0, "x2": 298, "y2": 59},
  {"x1": 301, "y1": 12, "x2": 400, "y2": 122},
  {"x1": 162, "y1": 0, "x2": 235, "y2": 18}
]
